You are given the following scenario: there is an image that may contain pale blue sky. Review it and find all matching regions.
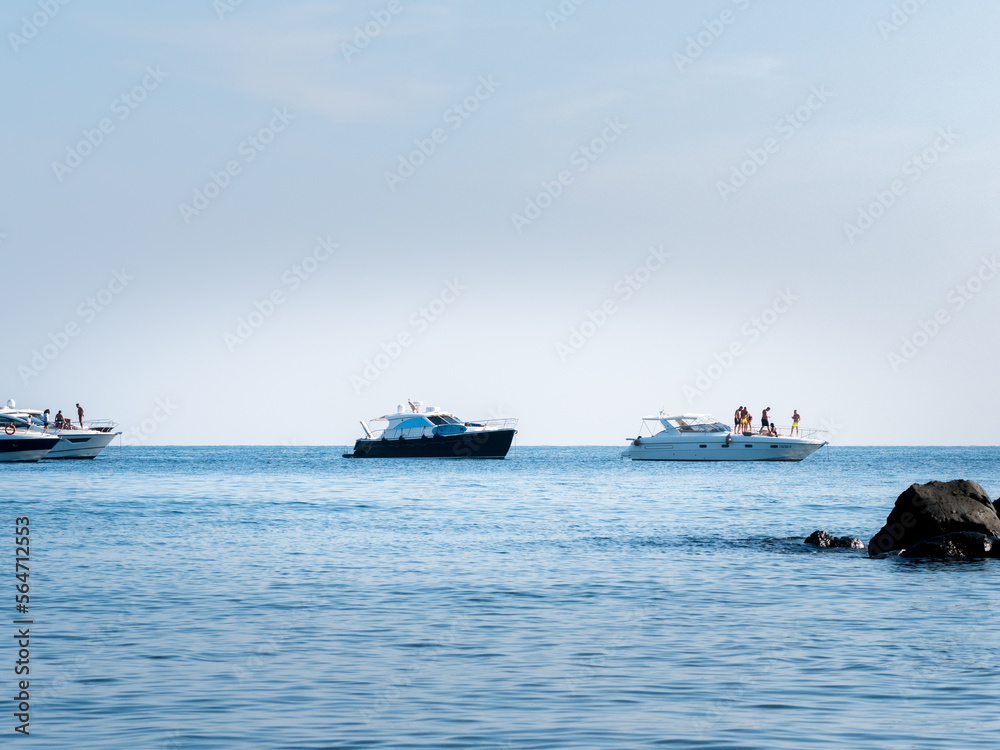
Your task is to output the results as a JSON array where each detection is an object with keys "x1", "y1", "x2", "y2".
[{"x1": 3, "y1": 1, "x2": 998, "y2": 445}]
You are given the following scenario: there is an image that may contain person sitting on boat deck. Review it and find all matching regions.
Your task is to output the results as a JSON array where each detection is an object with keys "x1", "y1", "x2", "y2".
[
  {"x1": 54, "y1": 410, "x2": 64, "y2": 428},
  {"x1": 791, "y1": 410, "x2": 801, "y2": 437},
  {"x1": 760, "y1": 407, "x2": 771, "y2": 433},
  {"x1": 768, "y1": 423, "x2": 779, "y2": 437}
]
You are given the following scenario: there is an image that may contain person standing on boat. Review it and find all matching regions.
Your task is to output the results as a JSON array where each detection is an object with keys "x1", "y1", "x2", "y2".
[
  {"x1": 745, "y1": 410, "x2": 753, "y2": 435},
  {"x1": 760, "y1": 407, "x2": 771, "y2": 434},
  {"x1": 42, "y1": 409, "x2": 50, "y2": 430},
  {"x1": 734, "y1": 407, "x2": 742, "y2": 433},
  {"x1": 791, "y1": 410, "x2": 801, "y2": 437},
  {"x1": 77, "y1": 403, "x2": 84, "y2": 428}
]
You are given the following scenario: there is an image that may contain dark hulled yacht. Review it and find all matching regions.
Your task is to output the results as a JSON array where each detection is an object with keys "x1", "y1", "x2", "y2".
[{"x1": 344, "y1": 402, "x2": 517, "y2": 459}]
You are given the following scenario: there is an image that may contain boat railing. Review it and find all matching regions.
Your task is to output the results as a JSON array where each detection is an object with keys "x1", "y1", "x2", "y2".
[
  {"x1": 733, "y1": 425, "x2": 827, "y2": 440},
  {"x1": 83, "y1": 419, "x2": 119, "y2": 433},
  {"x1": 465, "y1": 418, "x2": 518, "y2": 431}
]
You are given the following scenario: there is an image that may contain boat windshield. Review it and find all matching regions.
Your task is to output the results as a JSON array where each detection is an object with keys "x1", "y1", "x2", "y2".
[
  {"x1": 428, "y1": 415, "x2": 462, "y2": 425},
  {"x1": 669, "y1": 418, "x2": 729, "y2": 433}
]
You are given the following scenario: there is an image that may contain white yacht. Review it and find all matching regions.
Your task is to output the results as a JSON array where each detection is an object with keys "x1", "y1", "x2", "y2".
[
  {"x1": 0, "y1": 401, "x2": 120, "y2": 459},
  {"x1": 622, "y1": 412, "x2": 827, "y2": 462}
]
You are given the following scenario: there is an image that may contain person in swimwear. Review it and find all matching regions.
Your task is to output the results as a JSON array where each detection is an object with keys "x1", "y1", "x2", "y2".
[
  {"x1": 760, "y1": 407, "x2": 771, "y2": 434},
  {"x1": 791, "y1": 409, "x2": 801, "y2": 437}
]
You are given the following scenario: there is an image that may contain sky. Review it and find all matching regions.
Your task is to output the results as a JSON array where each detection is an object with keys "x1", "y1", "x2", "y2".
[{"x1": 2, "y1": 0, "x2": 999, "y2": 446}]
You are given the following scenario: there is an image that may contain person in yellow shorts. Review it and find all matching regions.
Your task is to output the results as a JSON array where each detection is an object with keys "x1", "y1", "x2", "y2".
[{"x1": 791, "y1": 409, "x2": 801, "y2": 437}]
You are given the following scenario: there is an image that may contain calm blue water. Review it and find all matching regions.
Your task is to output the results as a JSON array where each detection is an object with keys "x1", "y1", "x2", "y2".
[{"x1": 4, "y1": 446, "x2": 1000, "y2": 749}]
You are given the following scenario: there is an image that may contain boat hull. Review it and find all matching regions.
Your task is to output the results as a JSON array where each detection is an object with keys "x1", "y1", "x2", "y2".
[
  {"x1": 43, "y1": 431, "x2": 119, "y2": 459},
  {"x1": 0, "y1": 436, "x2": 61, "y2": 463},
  {"x1": 623, "y1": 435, "x2": 826, "y2": 462},
  {"x1": 348, "y1": 429, "x2": 516, "y2": 459}
]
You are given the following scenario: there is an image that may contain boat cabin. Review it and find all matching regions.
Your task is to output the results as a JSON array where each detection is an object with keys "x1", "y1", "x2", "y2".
[
  {"x1": 641, "y1": 413, "x2": 731, "y2": 436},
  {"x1": 369, "y1": 403, "x2": 470, "y2": 440}
]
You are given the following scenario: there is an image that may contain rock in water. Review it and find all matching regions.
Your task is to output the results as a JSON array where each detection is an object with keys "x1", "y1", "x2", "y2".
[
  {"x1": 868, "y1": 480, "x2": 1000, "y2": 557},
  {"x1": 900, "y1": 532, "x2": 999, "y2": 559},
  {"x1": 805, "y1": 530, "x2": 865, "y2": 549}
]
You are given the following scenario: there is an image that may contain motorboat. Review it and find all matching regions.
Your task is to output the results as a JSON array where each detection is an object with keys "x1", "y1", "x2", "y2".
[
  {"x1": 0, "y1": 419, "x2": 60, "y2": 462},
  {"x1": 622, "y1": 412, "x2": 827, "y2": 462},
  {"x1": 0, "y1": 401, "x2": 120, "y2": 459},
  {"x1": 345, "y1": 401, "x2": 517, "y2": 459}
]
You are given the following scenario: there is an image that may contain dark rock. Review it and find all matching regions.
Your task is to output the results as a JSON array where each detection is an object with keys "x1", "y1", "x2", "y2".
[
  {"x1": 805, "y1": 530, "x2": 833, "y2": 546},
  {"x1": 900, "y1": 532, "x2": 999, "y2": 560},
  {"x1": 805, "y1": 530, "x2": 865, "y2": 549},
  {"x1": 868, "y1": 480, "x2": 1000, "y2": 557}
]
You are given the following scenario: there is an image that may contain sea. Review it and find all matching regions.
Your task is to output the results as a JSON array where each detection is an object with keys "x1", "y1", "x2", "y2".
[{"x1": 4, "y1": 446, "x2": 999, "y2": 749}]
